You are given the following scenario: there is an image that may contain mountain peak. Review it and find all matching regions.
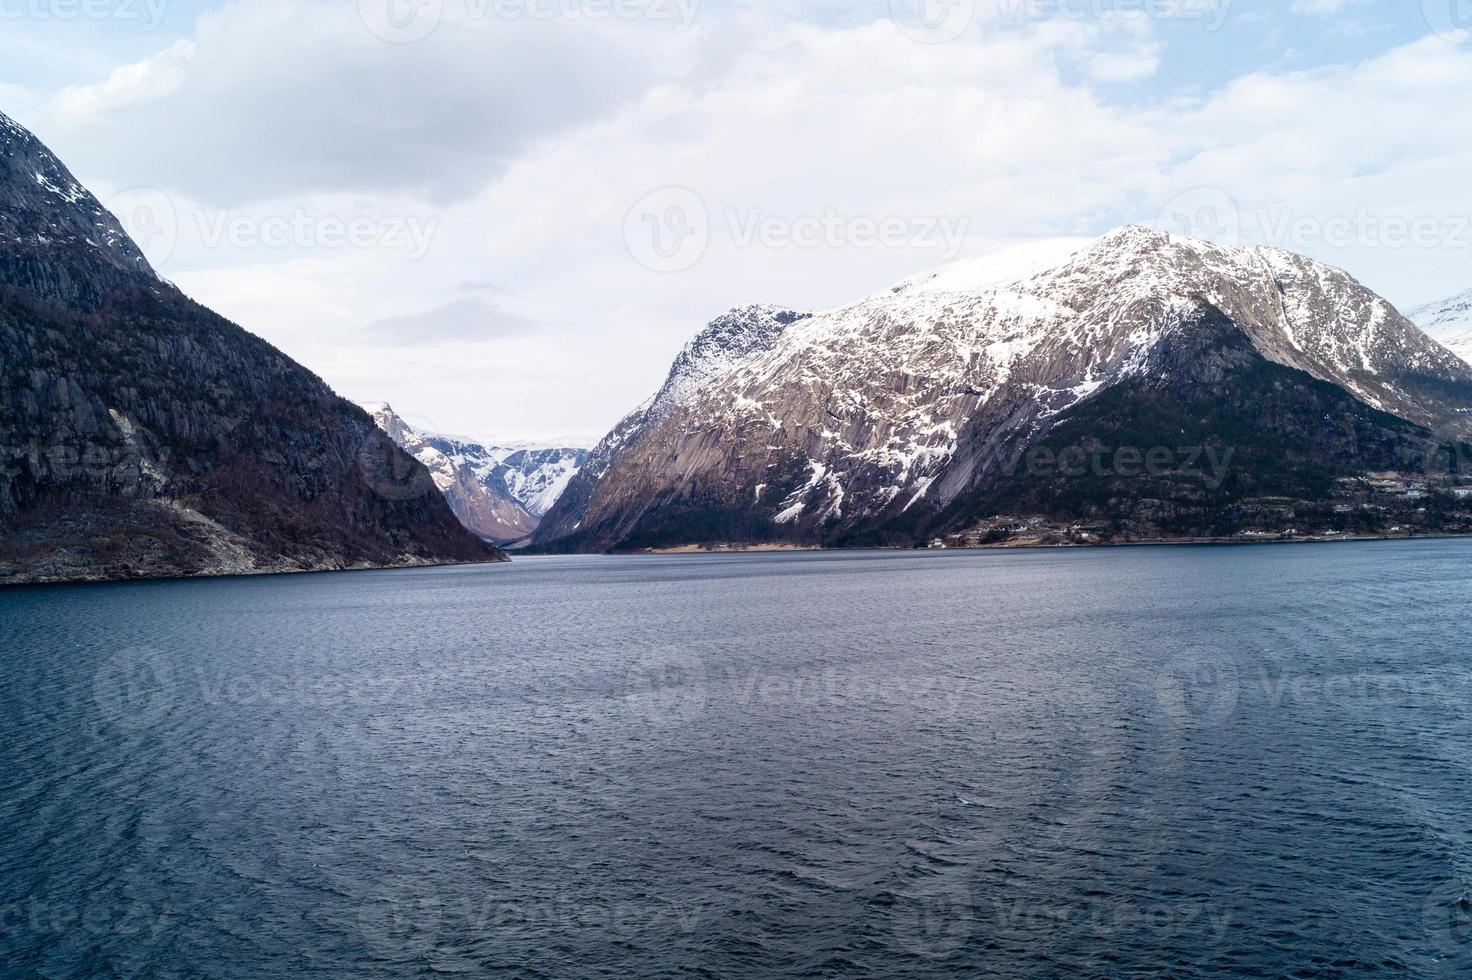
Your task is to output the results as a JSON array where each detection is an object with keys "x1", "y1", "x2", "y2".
[
  {"x1": 1097, "y1": 223, "x2": 1170, "y2": 247},
  {"x1": 649, "y1": 303, "x2": 811, "y2": 420},
  {"x1": 0, "y1": 108, "x2": 154, "y2": 280}
]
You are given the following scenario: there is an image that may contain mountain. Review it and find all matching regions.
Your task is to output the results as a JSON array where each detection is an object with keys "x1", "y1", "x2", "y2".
[
  {"x1": 0, "y1": 110, "x2": 503, "y2": 584},
  {"x1": 1410, "y1": 289, "x2": 1472, "y2": 366},
  {"x1": 535, "y1": 227, "x2": 1472, "y2": 552},
  {"x1": 362, "y1": 405, "x2": 590, "y2": 542},
  {"x1": 425, "y1": 438, "x2": 588, "y2": 518},
  {"x1": 534, "y1": 304, "x2": 807, "y2": 544},
  {"x1": 363, "y1": 405, "x2": 543, "y2": 544}
]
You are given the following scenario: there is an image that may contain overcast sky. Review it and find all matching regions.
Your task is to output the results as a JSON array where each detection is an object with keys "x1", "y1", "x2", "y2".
[{"x1": 3, "y1": 0, "x2": 1470, "y2": 444}]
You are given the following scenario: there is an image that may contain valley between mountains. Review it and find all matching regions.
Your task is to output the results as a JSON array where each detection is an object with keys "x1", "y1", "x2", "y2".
[{"x1": 4, "y1": 106, "x2": 1472, "y2": 582}]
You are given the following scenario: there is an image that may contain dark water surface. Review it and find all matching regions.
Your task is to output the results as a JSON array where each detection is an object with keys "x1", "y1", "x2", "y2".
[{"x1": 3, "y1": 542, "x2": 1471, "y2": 977}]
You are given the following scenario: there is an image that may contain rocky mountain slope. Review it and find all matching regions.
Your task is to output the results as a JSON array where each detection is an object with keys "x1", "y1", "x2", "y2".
[
  {"x1": 1411, "y1": 288, "x2": 1472, "y2": 366},
  {"x1": 0, "y1": 110, "x2": 503, "y2": 584},
  {"x1": 534, "y1": 305, "x2": 807, "y2": 544},
  {"x1": 536, "y1": 228, "x2": 1472, "y2": 551},
  {"x1": 425, "y1": 438, "x2": 588, "y2": 518},
  {"x1": 365, "y1": 405, "x2": 544, "y2": 543}
]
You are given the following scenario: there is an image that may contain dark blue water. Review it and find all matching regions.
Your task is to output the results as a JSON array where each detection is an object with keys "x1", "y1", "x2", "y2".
[{"x1": 2, "y1": 542, "x2": 1471, "y2": 977}]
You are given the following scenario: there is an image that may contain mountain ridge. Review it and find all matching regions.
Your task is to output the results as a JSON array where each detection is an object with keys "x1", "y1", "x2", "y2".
[
  {"x1": 535, "y1": 226, "x2": 1472, "y2": 552},
  {"x1": 1411, "y1": 288, "x2": 1472, "y2": 366}
]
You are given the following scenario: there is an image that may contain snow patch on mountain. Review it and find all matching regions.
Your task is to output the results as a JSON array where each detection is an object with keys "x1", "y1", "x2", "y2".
[
  {"x1": 1411, "y1": 288, "x2": 1472, "y2": 366},
  {"x1": 532, "y1": 305, "x2": 809, "y2": 544},
  {"x1": 884, "y1": 236, "x2": 1093, "y2": 299},
  {"x1": 0, "y1": 109, "x2": 156, "y2": 275},
  {"x1": 429, "y1": 437, "x2": 589, "y2": 518},
  {"x1": 649, "y1": 305, "x2": 813, "y2": 421},
  {"x1": 364, "y1": 404, "x2": 540, "y2": 543}
]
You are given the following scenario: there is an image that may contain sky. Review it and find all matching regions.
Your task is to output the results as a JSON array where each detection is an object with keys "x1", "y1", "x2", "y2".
[{"x1": 2, "y1": 0, "x2": 1470, "y2": 445}]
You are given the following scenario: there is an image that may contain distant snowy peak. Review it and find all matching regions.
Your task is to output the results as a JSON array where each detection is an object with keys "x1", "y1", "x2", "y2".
[
  {"x1": 427, "y1": 436, "x2": 589, "y2": 518},
  {"x1": 0, "y1": 109, "x2": 154, "y2": 276},
  {"x1": 363, "y1": 403, "x2": 461, "y2": 497},
  {"x1": 361, "y1": 403, "x2": 589, "y2": 523},
  {"x1": 497, "y1": 447, "x2": 589, "y2": 517},
  {"x1": 1410, "y1": 288, "x2": 1472, "y2": 365},
  {"x1": 364, "y1": 404, "x2": 539, "y2": 543},
  {"x1": 1411, "y1": 287, "x2": 1472, "y2": 328}
]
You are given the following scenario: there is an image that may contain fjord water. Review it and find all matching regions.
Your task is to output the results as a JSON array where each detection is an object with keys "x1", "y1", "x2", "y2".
[{"x1": 2, "y1": 544, "x2": 1470, "y2": 977}]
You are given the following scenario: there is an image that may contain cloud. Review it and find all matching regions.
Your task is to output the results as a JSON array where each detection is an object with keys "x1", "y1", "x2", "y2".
[
  {"x1": 1086, "y1": 47, "x2": 1165, "y2": 83},
  {"x1": 38, "y1": 4, "x2": 1472, "y2": 443},
  {"x1": 46, "y1": 0, "x2": 693, "y2": 206},
  {"x1": 362, "y1": 296, "x2": 536, "y2": 345},
  {"x1": 1289, "y1": 0, "x2": 1358, "y2": 14}
]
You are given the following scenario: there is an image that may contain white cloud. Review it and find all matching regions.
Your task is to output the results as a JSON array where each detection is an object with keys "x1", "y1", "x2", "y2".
[
  {"x1": 363, "y1": 296, "x2": 536, "y2": 345},
  {"x1": 21, "y1": 5, "x2": 1472, "y2": 443},
  {"x1": 1289, "y1": 0, "x2": 1356, "y2": 14},
  {"x1": 45, "y1": 0, "x2": 694, "y2": 205}
]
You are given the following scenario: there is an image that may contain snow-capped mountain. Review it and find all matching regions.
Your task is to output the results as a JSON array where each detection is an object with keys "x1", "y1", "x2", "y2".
[
  {"x1": 499, "y1": 447, "x2": 588, "y2": 516},
  {"x1": 1410, "y1": 288, "x2": 1472, "y2": 366},
  {"x1": 534, "y1": 305, "x2": 806, "y2": 543},
  {"x1": 425, "y1": 438, "x2": 589, "y2": 518},
  {"x1": 364, "y1": 405, "x2": 540, "y2": 544},
  {"x1": 536, "y1": 226, "x2": 1472, "y2": 551}
]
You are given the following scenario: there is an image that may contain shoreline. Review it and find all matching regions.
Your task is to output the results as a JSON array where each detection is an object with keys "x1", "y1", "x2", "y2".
[
  {"x1": 632, "y1": 531, "x2": 1472, "y2": 556},
  {"x1": 963, "y1": 531, "x2": 1472, "y2": 551},
  {"x1": 0, "y1": 554, "x2": 507, "y2": 591},
  {"x1": 8, "y1": 532, "x2": 1470, "y2": 586}
]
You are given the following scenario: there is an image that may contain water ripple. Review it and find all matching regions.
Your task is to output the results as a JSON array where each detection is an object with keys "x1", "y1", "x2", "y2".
[{"x1": 2, "y1": 542, "x2": 1471, "y2": 976}]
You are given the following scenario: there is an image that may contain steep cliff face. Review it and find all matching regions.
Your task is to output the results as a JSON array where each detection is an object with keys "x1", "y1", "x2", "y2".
[
  {"x1": 0, "y1": 110, "x2": 502, "y2": 584},
  {"x1": 365, "y1": 405, "x2": 540, "y2": 544},
  {"x1": 537, "y1": 228, "x2": 1472, "y2": 551}
]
